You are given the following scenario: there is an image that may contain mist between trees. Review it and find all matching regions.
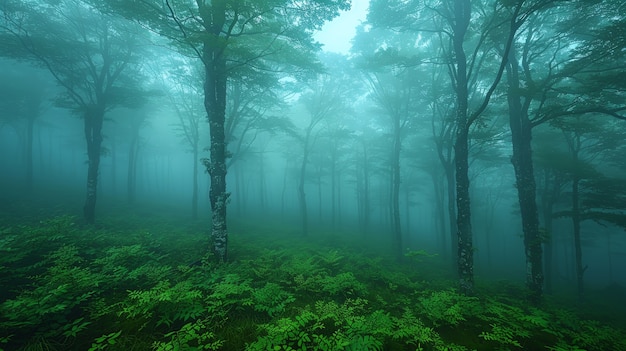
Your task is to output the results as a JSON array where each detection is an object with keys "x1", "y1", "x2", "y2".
[{"x1": 1, "y1": 0, "x2": 625, "y2": 304}]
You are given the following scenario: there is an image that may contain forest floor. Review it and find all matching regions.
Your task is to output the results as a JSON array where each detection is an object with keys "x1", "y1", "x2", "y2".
[{"x1": 0, "y1": 202, "x2": 625, "y2": 351}]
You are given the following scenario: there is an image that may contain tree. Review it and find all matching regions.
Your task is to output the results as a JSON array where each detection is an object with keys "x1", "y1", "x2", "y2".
[
  {"x1": 292, "y1": 73, "x2": 348, "y2": 236},
  {"x1": 1, "y1": 0, "x2": 146, "y2": 223},
  {"x1": 352, "y1": 20, "x2": 429, "y2": 259},
  {"x1": 161, "y1": 59, "x2": 206, "y2": 220},
  {"x1": 0, "y1": 63, "x2": 51, "y2": 193},
  {"x1": 501, "y1": 0, "x2": 626, "y2": 301},
  {"x1": 446, "y1": 0, "x2": 530, "y2": 295},
  {"x1": 550, "y1": 116, "x2": 626, "y2": 300},
  {"x1": 101, "y1": 0, "x2": 349, "y2": 262}
]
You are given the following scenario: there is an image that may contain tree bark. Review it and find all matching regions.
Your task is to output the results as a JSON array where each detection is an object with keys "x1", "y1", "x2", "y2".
[
  {"x1": 445, "y1": 162, "x2": 457, "y2": 265},
  {"x1": 391, "y1": 117, "x2": 403, "y2": 260},
  {"x1": 540, "y1": 169, "x2": 558, "y2": 294},
  {"x1": 25, "y1": 114, "x2": 34, "y2": 193},
  {"x1": 202, "y1": 8, "x2": 230, "y2": 262},
  {"x1": 570, "y1": 138, "x2": 585, "y2": 301},
  {"x1": 572, "y1": 176, "x2": 584, "y2": 300},
  {"x1": 453, "y1": 0, "x2": 474, "y2": 295},
  {"x1": 506, "y1": 49, "x2": 544, "y2": 304},
  {"x1": 331, "y1": 147, "x2": 337, "y2": 230},
  {"x1": 430, "y1": 172, "x2": 447, "y2": 256},
  {"x1": 127, "y1": 134, "x2": 138, "y2": 204},
  {"x1": 83, "y1": 105, "x2": 105, "y2": 224},
  {"x1": 298, "y1": 131, "x2": 312, "y2": 237},
  {"x1": 357, "y1": 142, "x2": 371, "y2": 235},
  {"x1": 191, "y1": 146, "x2": 199, "y2": 220}
]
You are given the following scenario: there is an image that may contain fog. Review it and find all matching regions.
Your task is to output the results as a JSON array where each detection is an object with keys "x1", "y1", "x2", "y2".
[{"x1": 1, "y1": 0, "x2": 626, "y2": 316}]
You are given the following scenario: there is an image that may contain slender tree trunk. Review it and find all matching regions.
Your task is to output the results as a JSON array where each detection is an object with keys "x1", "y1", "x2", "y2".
[
  {"x1": 572, "y1": 173, "x2": 585, "y2": 300},
  {"x1": 455, "y1": 126, "x2": 473, "y2": 294},
  {"x1": 445, "y1": 162, "x2": 457, "y2": 264},
  {"x1": 543, "y1": 205, "x2": 554, "y2": 293},
  {"x1": 110, "y1": 140, "x2": 117, "y2": 195},
  {"x1": 453, "y1": 0, "x2": 474, "y2": 295},
  {"x1": 540, "y1": 169, "x2": 559, "y2": 294},
  {"x1": 281, "y1": 164, "x2": 288, "y2": 216},
  {"x1": 357, "y1": 144, "x2": 371, "y2": 235},
  {"x1": 259, "y1": 154, "x2": 266, "y2": 212},
  {"x1": 235, "y1": 164, "x2": 242, "y2": 216},
  {"x1": 331, "y1": 150, "x2": 337, "y2": 230},
  {"x1": 25, "y1": 115, "x2": 34, "y2": 193},
  {"x1": 298, "y1": 134, "x2": 311, "y2": 237},
  {"x1": 405, "y1": 184, "x2": 411, "y2": 239},
  {"x1": 192, "y1": 146, "x2": 199, "y2": 220},
  {"x1": 317, "y1": 167, "x2": 323, "y2": 221},
  {"x1": 506, "y1": 49, "x2": 544, "y2": 303},
  {"x1": 202, "y1": 29, "x2": 229, "y2": 262},
  {"x1": 83, "y1": 105, "x2": 104, "y2": 224},
  {"x1": 391, "y1": 121, "x2": 402, "y2": 260},
  {"x1": 336, "y1": 170, "x2": 342, "y2": 227},
  {"x1": 431, "y1": 172, "x2": 447, "y2": 256},
  {"x1": 298, "y1": 161, "x2": 309, "y2": 237},
  {"x1": 363, "y1": 149, "x2": 370, "y2": 235},
  {"x1": 127, "y1": 136, "x2": 138, "y2": 204}
]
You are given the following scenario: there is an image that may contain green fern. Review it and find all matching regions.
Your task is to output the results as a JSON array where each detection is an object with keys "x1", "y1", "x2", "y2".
[
  {"x1": 316, "y1": 249, "x2": 345, "y2": 273},
  {"x1": 479, "y1": 323, "x2": 523, "y2": 348},
  {"x1": 252, "y1": 282, "x2": 295, "y2": 317},
  {"x1": 207, "y1": 273, "x2": 254, "y2": 312},
  {"x1": 392, "y1": 309, "x2": 441, "y2": 347},
  {"x1": 320, "y1": 272, "x2": 367, "y2": 297},
  {"x1": 88, "y1": 331, "x2": 122, "y2": 351},
  {"x1": 248, "y1": 299, "x2": 385, "y2": 351},
  {"x1": 419, "y1": 289, "x2": 478, "y2": 327},
  {"x1": 152, "y1": 319, "x2": 224, "y2": 351},
  {"x1": 121, "y1": 280, "x2": 204, "y2": 326}
]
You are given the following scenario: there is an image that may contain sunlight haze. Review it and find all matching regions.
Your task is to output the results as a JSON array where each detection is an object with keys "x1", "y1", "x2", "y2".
[{"x1": 314, "y1": 0, "x2": 369, "y2": 54}]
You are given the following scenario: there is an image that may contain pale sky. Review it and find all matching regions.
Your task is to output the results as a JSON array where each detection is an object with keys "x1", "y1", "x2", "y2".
[{"x1": 313, "y1": 1, "x2": 369, "y2": 54}]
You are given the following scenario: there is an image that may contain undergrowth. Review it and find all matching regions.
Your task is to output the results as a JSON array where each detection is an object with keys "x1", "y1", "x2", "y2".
[{"x1": 0, "y1": 214, "x2": 624, "y2": 351}]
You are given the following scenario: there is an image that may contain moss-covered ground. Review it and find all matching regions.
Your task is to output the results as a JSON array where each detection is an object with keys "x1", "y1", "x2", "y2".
[{"x1": 1, "y1": 206, "x2": 625, "y2": 351}]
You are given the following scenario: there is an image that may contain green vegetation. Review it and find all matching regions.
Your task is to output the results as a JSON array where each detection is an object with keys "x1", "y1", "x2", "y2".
[{"x1": 0, "y1": 214, "x2": 624, "y2": 351}]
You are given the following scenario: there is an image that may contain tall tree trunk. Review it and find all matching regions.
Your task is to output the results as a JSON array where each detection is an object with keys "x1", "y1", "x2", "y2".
[
  {"x1": 127, "y1": 136, "x2": 138, "y2": 204},
  {"x1": 540, "y1": 169, "x2": 560, "y2": 294},
  {"x1": 191, "y1": 146, "x2": 199, "y2": 220},
  {"x1": 25, "y1": 114, "x2": 34, "y2": 193},
  {"x1": 453, "y1": 0, "x2": 474, "y2": 295},
  {"x1": 317, "y1": 166, "x2": 323, "y2": 221},
  {"x1": 281, "y1": 164, "x2": 288, "y2": 217},
  {"x1": 572, "y1": 177, "x2": 584, "y2": 299},
  {"x1": 431, "y1": 172, "x2": 447, "y2": 256},
  {"x1": 331, "y1": 149, "x2": 337, "y2": 230},
  {"x1": 83, "y1": 105, "x2": 104, "y2": 224},
  {"x1": 357, "y1": 143, "x2": 371, "y2": 235},
  {"x1": 235, "y1": 164, "x2": 243, "y2": 216},
  {"x1": 298, "y1": 165, "x2": 309, "y2": 237},
  {"x1": 202, "y1": 31, "x2": 229, "y2": 262},
  {"x1": 336, "y1": 170, "x2": 342, "y2": 227},
  {"x1": 258, "y1": 154, "x2": 266, "y2": 212},
  {"x1": 506, "y1": 49, "x2": 544, "y2": 303},
  {"x1": 391, "y1": 121, "x2": 402, "y2": 260},
  {"x1": 298, "y1": 134, "x2": 311, "y2": 237},
  {"x1": 571, "y1": 162, "x2": 585, "y2": 300},
  {"x1": 405, "y1": 183, "x2": 411, "y2": 239},
  {"x1": 445, "y1": 162, "x2": 457, "y2": 264}
]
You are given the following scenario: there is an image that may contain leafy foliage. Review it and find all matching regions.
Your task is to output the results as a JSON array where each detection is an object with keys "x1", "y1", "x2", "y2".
[
  {"x1": 418, "y1": 289, "x2": 479, "y2": 327},
  {"x1": 1, "y1": 215, "x2": 624, "y2": 350},
  {"x1": 252, "y1": 282, "x2": 296, "y2": 317}
]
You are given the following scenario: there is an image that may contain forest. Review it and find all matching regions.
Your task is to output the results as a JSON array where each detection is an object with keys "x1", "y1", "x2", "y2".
[{"x1": 0, "y1": 0, "x2": 625, "y2": 350}]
